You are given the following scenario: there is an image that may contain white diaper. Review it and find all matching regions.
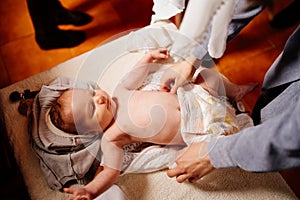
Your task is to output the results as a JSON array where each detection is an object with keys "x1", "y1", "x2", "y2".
[
  {"x1": 139, "y1": 70, "x2": 253, "y2": 144},
  {"x1": 177, "y1": 84, "x2": 240, "y2": 144}
]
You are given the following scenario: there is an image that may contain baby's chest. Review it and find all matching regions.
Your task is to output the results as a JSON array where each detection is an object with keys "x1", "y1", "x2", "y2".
[
  {"x1": 116, "y1": 92, "x2": 181, "y2": 142},
  {"x1": 131, "y1": 91, "x2": 178, "y2": 113},
  {"x1": 124, "y1": 92, "x2": 180, "y2": 127}
]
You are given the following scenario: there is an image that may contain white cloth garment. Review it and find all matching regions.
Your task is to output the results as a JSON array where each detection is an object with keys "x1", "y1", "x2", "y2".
[{"x1": 151, "y1": 0, "x2": 185, "y2": 23}]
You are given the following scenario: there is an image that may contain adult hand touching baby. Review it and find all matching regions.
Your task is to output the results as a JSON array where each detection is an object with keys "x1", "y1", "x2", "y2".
[
  {"x1": 167, "y1": 142, "x2": 215, "y2": 183},
  {"x1": 160, "y1": 59, "x2": 195, "y2": 93},
  {"x1": 160, "y1": 0, "x2": 239, "y2": 92}
]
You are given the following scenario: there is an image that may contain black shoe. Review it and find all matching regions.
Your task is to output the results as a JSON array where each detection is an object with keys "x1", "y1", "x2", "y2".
[
  {"x1": 270, "y1": 0, "x2": 300, "y2": 29},
  {"x1": 56, "y1": 11, "x2": 92, "y2": 26},
  {"x1": 36, "y1": 30, "x2": 86, "y2": 50}
]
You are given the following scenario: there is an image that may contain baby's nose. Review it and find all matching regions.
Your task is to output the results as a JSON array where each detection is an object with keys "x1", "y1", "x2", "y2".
[{"x1": 96, "y1": 96, "x2": 106, "y2": 104}]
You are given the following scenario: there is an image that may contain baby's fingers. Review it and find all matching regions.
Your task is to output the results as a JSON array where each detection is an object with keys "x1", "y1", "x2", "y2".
[
  {"x1": 63, "y1": 187, "x2": 81, "y2": 195},
  {"x1": 151, "y1": 48, "x2": 169, "y2": 59},
  {"x1": 64, "y1": 187, "x2": 73, "y2": 194},
  {"x1": 64, "y1": 188, "x2": 88, "y2": 200},
  {"x1": 158, "y1": 48, "x2": 169, "y2": 55}
]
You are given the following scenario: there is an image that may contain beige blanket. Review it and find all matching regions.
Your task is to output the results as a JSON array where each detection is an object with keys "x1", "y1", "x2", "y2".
[{"x1": 0, "y1": 22, "x2": 297, "y2": 200}]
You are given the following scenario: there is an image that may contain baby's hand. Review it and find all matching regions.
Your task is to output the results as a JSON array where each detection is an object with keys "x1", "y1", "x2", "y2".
[
  {"x1": 149, "y1": 48, "x2": 169, "y2": 60},
  {"x1": 64, "y1": 187, "x2": 94, "y2": 200}
]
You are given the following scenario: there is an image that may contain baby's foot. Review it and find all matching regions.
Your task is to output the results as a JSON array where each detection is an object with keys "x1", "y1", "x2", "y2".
[{"x1": 232, "y1": 83, "x2": 258, "y2": 102}]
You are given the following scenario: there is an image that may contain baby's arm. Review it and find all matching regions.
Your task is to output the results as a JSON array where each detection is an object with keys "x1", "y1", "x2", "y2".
[
  {"x1": 64, "y1": 166, "x2": 119, "y2": 200},
  {"x1": 64, "y1": 128, "x2": 128, "y2": 200},
  {"x1": 122, "y1": 48, "x2": 169, "y2": 90}
]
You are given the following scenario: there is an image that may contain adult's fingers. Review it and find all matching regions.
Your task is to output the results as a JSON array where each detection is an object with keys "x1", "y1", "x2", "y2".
[
  {"x1": 188, "y1": 176, "x2": 201, "y2": 183},
  {"x1": 167, "y1": 165, "x2": 184, "y2": 178},
  {"x1": 170, "y1": 80, "x2": 180, "y2": 94},
  {"x1": 176, "y1": 173, "x2": 192, "y2": 183},
  {"x1": 167, "y1": 166, "x2": 192, "y2": 183},
  {"x1": 160, "y1": 78, "x2": 174, "y2": 92}
]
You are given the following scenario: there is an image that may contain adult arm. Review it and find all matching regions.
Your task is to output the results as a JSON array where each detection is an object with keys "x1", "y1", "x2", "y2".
[
  {"x1": 168, "y1": 99, "x2": 300, "y2": 182},
  {"x1": 160, "y1": 0, "x2": 264, "y2": 92},
  {"x1": 210, "y1": 99, "x2": 300, "y2": 171}
]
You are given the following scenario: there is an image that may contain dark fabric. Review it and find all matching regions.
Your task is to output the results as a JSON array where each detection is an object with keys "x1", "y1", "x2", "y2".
[
  {"x1": 252, "y1": 25, "x2": 300, "y2": 124},
  {"x1": 262, "y1": 25, "x2": 300, "y2": 89},
  {"x1": 251, "y1": 82, "x2": 293, "y2": 125},
  {"x1": 26, "y1": 0, "x2": 64, "y2": 33}
]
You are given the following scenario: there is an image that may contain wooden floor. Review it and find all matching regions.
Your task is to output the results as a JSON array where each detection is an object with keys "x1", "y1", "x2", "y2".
[
  {"x1": 0, "y1": 0, "x2": 299, "y2": 198},
  {"x1": 0, "y1": 0, "x2": 154, "y2": 88}
]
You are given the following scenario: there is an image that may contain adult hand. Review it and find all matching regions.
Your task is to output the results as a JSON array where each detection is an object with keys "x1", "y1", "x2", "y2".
[
  {"x1": 160, "y1": 60, "x2": 195, "y2": 93},
  {"x1": 179, "y1": 0, "x2": 239, "y2": 58},
  {"x1": 167, "y1": 142, "x2": 215, "y2": 183}
]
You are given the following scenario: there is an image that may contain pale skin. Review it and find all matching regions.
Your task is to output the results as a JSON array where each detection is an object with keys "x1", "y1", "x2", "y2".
[
  {"x1": 160, "y1": 57, "x2": 258, "y2": 101},
  {"x1": 61, "y1": 49, "x2": 257, "y2": 199},
  {"x1": 167, "y1": 141, "x2": 215, "y2": 183},
  {"x1": 160, "y1": 56, "x2": 258, "y2": 183},
  {"x1": 161, "y1": 56, "x2": 258, "y2": 183}
]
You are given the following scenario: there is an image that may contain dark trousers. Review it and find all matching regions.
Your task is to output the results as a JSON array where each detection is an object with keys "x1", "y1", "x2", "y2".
[
  {"x1": 251, "y1": 82, "x2": 293, "y2": 125},
  {"x1": 26, "y1": 0, "x2": 66, "y2": 34}
]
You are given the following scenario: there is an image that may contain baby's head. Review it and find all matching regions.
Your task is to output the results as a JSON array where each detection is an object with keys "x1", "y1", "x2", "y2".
[{"x1": 49, "y1": 88, "x2": 115, "y2": 135}]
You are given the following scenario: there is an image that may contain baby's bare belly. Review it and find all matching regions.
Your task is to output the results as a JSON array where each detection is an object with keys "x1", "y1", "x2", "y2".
[{"x1": 126, "y1": 91, "x2": 184, "y2": 145}]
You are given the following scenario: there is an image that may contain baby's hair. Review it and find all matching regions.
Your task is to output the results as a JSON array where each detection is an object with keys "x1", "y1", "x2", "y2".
[{"x1": 49, "y1": 99, "x2": 78, "y2": 134}]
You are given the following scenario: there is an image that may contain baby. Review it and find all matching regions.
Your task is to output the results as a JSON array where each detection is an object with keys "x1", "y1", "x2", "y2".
[{"x1": 51, "y1": 49, "x2": 256, "y2": 199}]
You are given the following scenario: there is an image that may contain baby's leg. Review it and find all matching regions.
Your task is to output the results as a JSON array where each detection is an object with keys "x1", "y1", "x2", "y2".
[
  {"x1": 221, "y1": 75, "x2": 258, "y2": 102},
  {"x1": 193, "y1": 68, "x2": 224, "y2": 98},
  {"x1": 194, "y1": 68, "x2": 258, "y2": 101}
]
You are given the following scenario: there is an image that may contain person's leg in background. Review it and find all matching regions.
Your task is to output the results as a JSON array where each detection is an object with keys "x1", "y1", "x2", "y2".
[
  {"x1": 270, "y1": 0, "x2": 300, "y2": 29},
  {"x1": 26, "y1": 0, "x2": 92, "y2": 50},
  {"x1": 251, "y1": 82, "x2": 291, "y2": 125}
]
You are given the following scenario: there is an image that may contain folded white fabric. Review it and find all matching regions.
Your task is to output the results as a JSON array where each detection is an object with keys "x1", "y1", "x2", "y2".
[
  {"x1": 151, "y1": 0, "x2": 185, "y2": 23},
  {"x1": 94, "y1": 184, "x2": 128, "y2": 200}
]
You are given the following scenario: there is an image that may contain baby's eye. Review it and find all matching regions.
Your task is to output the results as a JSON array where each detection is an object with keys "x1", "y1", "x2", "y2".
[
  {"x1": 90, "y1": 103, "x2": 95, "y2": 118},
  {"x1": 89, "y1": 96, "x2": 95, "y2": 118}
]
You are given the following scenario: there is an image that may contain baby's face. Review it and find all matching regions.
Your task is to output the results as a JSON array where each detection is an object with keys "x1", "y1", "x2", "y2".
[{"x1": 61, "y1": 88, "x2": 116, "y2": 134}]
